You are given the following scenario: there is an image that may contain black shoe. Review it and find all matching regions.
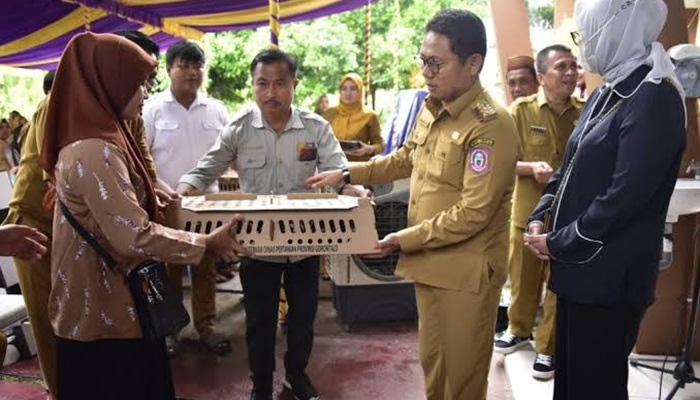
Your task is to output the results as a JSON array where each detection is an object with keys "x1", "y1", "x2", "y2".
[
  {"x1": 493, "y1": 330, "x2": 531, "y2": 354},
  {"x1": 532, "y1": 353, "x2": 555, "y2": 380},
  {"x1": 250, "y1": 390, "x2": 272, "y2": 400},
  {"x1": 283, "y1": 373, "x2": 319, "y2": 400}
]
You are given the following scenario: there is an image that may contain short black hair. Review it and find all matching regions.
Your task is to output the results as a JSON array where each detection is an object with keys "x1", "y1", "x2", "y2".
[
  {"x1": 166, "y1": 40, "x2": 205, "y2": 69},
  {"x1": 0, "y1": 119, "x2": 8, "y2": 127},
  {"x1": 9, "y1": 110, "x2": 19, "y2": 118},
  {"x1": 43, "y1": 70, "x2": 55, "y2": 95},
  {"x1": 425, "y1": 9, "x2": 486, "y2": 63},
  {"x1": 249, "y1": 49, "x2": 298, "y2": 78},
  {"x1": 114, "y1": 30, "x2": 160, "y2": 58},
  {"x1": 536, "y1": 44, "x2": 573, "y2": 74}
]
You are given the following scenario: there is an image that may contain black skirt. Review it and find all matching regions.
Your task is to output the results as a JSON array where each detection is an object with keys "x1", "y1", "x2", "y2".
[{"x1": 55, "y1": 336, "x2": 175, "y2": 400}]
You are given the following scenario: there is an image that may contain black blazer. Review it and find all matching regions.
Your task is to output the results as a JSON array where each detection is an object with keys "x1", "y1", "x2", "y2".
[{"x1": 529, "y1": 66, "x2": 686, "y2": 307}]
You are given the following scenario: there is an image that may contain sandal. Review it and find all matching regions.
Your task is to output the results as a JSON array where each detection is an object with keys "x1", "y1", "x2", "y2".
[
  {"x1": 219, "y1": 264, "x2": 236, "y2": 279},
  {"x1": 215, "y1": 272, "x2": 230, "y2": 284},
  {"x1": 200, "y1": 332, "x2": 232, "y2": 355},
  {"x1": 165, "y1": 335, "x2": 179, "y2": 357}
]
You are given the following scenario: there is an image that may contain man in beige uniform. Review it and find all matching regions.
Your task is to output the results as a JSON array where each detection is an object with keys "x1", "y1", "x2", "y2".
[
  {"x1": 308, "y1": 10, "x2": 519, "y2": 400},
  {"x1": 494, "y1": 44, "x2": 583, "y2": 380},
  {"x1": 506, "y1": 55, "x2": 539, "y2": 101}
]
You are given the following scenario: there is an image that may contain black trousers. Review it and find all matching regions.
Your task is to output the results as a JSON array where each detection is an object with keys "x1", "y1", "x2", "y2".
[
  {"x1": 553, "y1": 297, "x2": 647, "y2": 400},
  {"x1": 55, "y1": 336, "x2": 174, "y2": 400},
  {"x1": 240, "y1": 256, "x2": 320, "y2": 384}
]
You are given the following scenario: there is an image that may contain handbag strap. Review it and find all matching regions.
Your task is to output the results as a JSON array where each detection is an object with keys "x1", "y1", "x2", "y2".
[{"x1": 58, "y1": 200, "x2": 118, "y2": 269}]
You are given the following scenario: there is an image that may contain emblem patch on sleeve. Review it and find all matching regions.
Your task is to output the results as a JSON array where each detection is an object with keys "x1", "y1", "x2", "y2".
[{"x1": 469, "y1": 147, "x2": 491, "y2": 174}]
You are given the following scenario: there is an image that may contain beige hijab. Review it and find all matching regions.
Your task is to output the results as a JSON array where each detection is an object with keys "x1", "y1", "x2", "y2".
[{"x1": 39, "y1": 32, "x2": 159, "y2": 219}]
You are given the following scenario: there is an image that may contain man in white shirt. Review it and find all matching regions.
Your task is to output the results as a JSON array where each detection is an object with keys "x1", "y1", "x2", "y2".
[{"x1": 143, "y1": 40, "x2": 230, "y2": 355}]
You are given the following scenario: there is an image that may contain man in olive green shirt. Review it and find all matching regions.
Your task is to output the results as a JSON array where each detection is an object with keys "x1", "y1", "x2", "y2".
[{"x1": 494, "y1": 44, "x2": 584, "y2": 381}]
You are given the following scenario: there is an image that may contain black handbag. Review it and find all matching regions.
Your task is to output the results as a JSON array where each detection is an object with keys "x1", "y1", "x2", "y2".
[{"x1": 58, "y1": 200, "x2": 190, "y2": 341}]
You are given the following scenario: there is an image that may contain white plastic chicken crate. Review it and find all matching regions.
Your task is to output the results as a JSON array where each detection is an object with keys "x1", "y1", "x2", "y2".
[{"x1": 166, "y1": 192, "x2": 378, "y2": 256}]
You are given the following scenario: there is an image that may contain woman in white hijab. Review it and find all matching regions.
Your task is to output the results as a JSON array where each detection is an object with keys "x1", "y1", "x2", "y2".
[{"x1": 523, "y1": 1, "x2": 687, "y2": 398}]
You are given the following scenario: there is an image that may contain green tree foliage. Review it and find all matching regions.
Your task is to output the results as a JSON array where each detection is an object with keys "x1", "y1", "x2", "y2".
[
  {"x1": 0, "y1": 70, "x2": 45, "y2": 121},
  {"x1": 528, "y1": 3, "x2": 555, "y2": 29},
  {"x1": 206, "y1": 0, "x2": 489, "y2": 110},
  {"x1": 206, "y1": 30, "x2": 254, "y2": 105}
]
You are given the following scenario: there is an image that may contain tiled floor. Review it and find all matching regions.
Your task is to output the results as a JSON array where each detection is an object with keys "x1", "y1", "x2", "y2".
[
  {"x1": 0, "y1": 277, "x2": 513, "y2": 399},
  {"x1": 503, "y1": 342, "x2": 700, "y2": 400}
]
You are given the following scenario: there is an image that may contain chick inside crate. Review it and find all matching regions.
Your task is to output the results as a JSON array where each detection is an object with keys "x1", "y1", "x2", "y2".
[{"x1": 166, "y1": 192, "x2": 379, "y2": 256}]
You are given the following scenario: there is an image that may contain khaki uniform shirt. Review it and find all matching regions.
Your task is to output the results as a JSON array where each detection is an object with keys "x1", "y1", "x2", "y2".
[
  {"x1": 348, "y1": 80, "x2": 519, "y2": 291},
  {"x1": 509, "y1": 89, "x2": 584, "y2": 228},
  {"x1": 0, "y1": 140, "x2": 13, "y2": 172},
  {"x1": 51, "y1": 139, "x2": 206, "y2": 341},
  {"x1": 6, "y1": 95, "x2": 159, "y2": 233},
  {"x1": 323, "y1": 107, "x2": 384, "y2": 162},
  {"x1": 6, "y1": 97, "x2": 53, "y2": 232}
]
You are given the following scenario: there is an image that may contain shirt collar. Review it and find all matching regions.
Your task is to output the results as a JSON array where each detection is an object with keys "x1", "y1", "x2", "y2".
[
  {"x1": 425, "y1": 79, "x2": 484, "y2": 119},
  {"x1": 164, "y1": 89, "x2": 209, "y2": 108},
  {"x1": 251, "y1": 104, "x2": 305, "y2": 132},
  {"x1": 536, "y1": 87, "x2": 582, "y2": 112}
]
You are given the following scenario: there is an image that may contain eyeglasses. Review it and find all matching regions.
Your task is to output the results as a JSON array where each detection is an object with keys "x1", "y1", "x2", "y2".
[
  {"x1": 174, "y1": 62, "x2": 204, "y2": 71},
  {"x1": 414, "y1": 55, "x2": 445, "y2": 74},
  {"x1": 577, "y1": 0, "x2": 636, "y2": 48},
  {"x1": 570, "y1": 31, "x2": 580, "y2": 47}
]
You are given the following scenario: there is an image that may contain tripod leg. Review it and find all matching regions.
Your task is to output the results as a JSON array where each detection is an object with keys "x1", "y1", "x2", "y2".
[
  {"x1": 665, "y1": 379, "x2": 684, "y2": 400},
  {"x1": 629, "y1": 361, "x2": 675, "y2": 375}
]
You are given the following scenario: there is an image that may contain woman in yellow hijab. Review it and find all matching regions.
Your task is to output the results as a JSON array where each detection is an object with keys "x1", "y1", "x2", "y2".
[{"x1": 324, "y1": 73, "x2": 384, "y2": 161}]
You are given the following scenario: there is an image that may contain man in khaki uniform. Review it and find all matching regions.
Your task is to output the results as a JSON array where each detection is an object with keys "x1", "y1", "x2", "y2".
[
  {"x1": 307, "y1": 10, "x2": 519, "y2": 400},
  {"x1": 506, "y1": 55, "x2": 539, "y2": 101},
  {"x1": 495, "y1": 55, "x2": 540, "y2": 333},
  {"x1": 494, "y1": 44, "x2": 583, "y2": 380}
]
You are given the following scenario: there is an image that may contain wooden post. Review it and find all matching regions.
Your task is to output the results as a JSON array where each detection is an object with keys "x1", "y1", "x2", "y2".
[
  {"x1": 554, "y1": 0, "x2": 575, "y2": 28},
  {"x1": 488, "y1": 0, "x2": 533, "y2": 104}
]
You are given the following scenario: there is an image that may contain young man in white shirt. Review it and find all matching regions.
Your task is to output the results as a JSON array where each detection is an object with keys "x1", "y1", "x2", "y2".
[{"x1": 143, "y1": 40, "x2": 231, "y2": 355}]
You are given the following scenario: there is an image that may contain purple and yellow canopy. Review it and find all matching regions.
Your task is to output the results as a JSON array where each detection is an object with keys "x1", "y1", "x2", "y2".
[{"x1": 0, "y1": 0, "x2": 375, "y2": 70}]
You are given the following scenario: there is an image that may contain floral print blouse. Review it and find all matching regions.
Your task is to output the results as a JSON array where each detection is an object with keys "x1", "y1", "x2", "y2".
[{"x1": 50, "y1": 138, "x2": 206, "y2": 341}]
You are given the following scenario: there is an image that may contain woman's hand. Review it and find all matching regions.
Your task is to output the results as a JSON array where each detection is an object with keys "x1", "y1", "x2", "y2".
[
  {"x1": 347, "y1": 141, "x2": 375, "y2": 157},
  {"x1": 204, "y1": 215, "x2": 252, "y2": 263},
  {"x1": 523, "y1": 232, "x2": 551, "y2": 261}
]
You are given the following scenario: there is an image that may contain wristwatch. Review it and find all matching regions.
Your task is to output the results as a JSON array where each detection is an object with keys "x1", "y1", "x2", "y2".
[{"x1": 341, "y1": 166, "x2": 351, "y2": 184}]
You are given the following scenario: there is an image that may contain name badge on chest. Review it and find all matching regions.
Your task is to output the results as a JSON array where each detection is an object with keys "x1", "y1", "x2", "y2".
[{"x1": 297, "y1": 142, "x2": 317, "y2": 161}]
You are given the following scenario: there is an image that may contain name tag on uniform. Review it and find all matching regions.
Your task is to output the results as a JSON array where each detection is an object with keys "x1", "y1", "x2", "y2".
[
  {"x1": 530, "y1": 126, "x2": 547, "y2": 133},
  {"x1": 297, "y1": 142, "x2": 318, "y2": 161}
]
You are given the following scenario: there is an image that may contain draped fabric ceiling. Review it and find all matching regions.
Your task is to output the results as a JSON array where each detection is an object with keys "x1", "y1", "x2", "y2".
[{"x1": 0, "y1": 0, "x2": 375, "y2": 70}]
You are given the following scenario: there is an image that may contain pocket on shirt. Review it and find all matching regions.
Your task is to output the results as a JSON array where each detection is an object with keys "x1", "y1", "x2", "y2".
[
  {"x1": 201, "y1": 120, "x2": 223, "y2": 135},
  {"x1": 155, "y1": 120, "x2": 179, "y2": 131},
  {"x1": 238, "y1": 153, "x2": 266, "y2": 192},
  {"x1": 429, "y1": 136, "x2": 465, "y2": 186},
  {"x1": 524, "y1": 132, "x2": 551, "y2": 161},
  {"x1": 153, "y1": 120, "x2": 179, "y2": 154}
]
